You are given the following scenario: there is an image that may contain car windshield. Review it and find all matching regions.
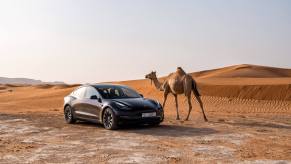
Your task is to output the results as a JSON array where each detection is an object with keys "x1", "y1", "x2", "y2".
[{"x1": 95, "y1": 86, "x2": 141, "y2": 99}]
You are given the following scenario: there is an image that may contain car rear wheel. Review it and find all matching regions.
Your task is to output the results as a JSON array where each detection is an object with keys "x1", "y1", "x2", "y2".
[
  {"x1": 64, "y1": 106, "x2": 76, "y2": 124},
  {"x1": 103, "y1": 108, "x2": 118, "y2": 130}
]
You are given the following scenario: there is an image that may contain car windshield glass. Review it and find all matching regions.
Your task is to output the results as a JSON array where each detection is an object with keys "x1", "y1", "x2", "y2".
[{"x1": 96, "y1": 86, "x2": 141, "y2": 99}]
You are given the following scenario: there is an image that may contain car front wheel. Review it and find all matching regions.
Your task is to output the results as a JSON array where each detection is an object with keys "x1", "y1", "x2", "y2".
[
  {"x1": 64, "y1": 106, "x2": 76, "y2": 124},
  {"x1": 149, "y1": 121, "x2": 161, "y2": 127},
  {"x1": 103, "y1": 108, "x2": 118, "y2": 130}
]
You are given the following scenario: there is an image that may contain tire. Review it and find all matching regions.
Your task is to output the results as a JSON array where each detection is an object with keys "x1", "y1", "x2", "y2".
[
  {"x1": 149, "y1": 121, "x2": 161, "y2": 127},
  {"x1": 102, "y1": 108, "x2": 118, "y2": 130},
  {"x1": 64, "y1": 106, "x2": 76, "y2": 124}
]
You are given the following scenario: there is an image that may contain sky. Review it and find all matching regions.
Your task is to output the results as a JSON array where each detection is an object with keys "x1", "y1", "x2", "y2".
[{"x1": 0, "y1": 0, "x2": 290, "y2": 84}]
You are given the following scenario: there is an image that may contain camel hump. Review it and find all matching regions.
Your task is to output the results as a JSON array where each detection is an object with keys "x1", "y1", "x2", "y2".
[{"x1": 176, "y1": 67, "x2": 186, "y2": 75}]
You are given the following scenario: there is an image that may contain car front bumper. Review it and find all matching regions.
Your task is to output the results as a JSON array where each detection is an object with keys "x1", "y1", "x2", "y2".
[{"x1": 114, "y1": 108, "x2": 164, "y2": 124}]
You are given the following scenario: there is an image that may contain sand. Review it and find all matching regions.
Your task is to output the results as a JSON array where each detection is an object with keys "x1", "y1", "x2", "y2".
[{"x1": 0, "y1": 64, "x2": 290, "y2": 163}]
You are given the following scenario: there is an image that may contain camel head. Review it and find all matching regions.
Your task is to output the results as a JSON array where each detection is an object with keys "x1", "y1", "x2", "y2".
[
  {"x1": 145, "y1": 71, "x2": 157, "y2": 79},
  {"x1": 145, "y1": 71, "x2": 157, "y2": 85}
]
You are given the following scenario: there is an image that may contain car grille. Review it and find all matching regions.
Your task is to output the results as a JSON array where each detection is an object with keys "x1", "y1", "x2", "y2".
[{"x1": 127, "y1": 108, "x2": 155, "y2": 115}]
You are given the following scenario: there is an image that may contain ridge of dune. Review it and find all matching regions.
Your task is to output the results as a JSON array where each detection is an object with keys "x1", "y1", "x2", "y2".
[{"x1": 192, "y1": 64, "x2": 291, "y2": 78}]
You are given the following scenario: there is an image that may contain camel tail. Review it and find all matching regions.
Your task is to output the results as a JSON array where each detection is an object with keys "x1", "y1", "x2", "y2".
[{"x1": 192, "y1": 80, "x2": 208, "y2": 122}]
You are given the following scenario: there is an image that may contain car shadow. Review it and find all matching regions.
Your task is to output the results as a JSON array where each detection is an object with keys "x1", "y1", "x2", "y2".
[
  {"x1": 74, "y1": 121, "x2": 218, "y2": 137},
  {"x1": 73, "y1": 121, "x2": 103, "y2": 128},
  {"x1": 119, "y1": 124, "x2": 218, "y2": 137}
]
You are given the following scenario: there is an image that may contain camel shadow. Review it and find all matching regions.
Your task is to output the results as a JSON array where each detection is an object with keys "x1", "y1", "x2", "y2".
[{"x1": 214, "y1": 120, "x2": 291, "y2": 130}]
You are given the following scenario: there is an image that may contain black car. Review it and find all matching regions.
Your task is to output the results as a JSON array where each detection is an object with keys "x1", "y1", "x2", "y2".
[{"x1": 63, "y1": 84, "x2": 164, "y2": 130}]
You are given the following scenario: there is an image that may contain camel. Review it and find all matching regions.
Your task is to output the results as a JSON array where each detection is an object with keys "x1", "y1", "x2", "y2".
[{"x1": 145, "y1": 67, "x2": 208, "y2": 121}]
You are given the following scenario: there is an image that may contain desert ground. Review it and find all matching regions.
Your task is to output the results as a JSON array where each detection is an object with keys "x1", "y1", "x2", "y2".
[{"x1": 0, "y1": 65, "x2": 291, "y2": 163}]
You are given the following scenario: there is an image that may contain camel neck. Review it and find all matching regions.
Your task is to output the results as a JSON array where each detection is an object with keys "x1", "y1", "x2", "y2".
[{"x1": 152, "y1": 77, "x2": 162, "y2": 90}]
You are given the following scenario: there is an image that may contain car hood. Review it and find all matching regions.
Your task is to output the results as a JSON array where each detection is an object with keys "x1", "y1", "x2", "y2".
[{"x1": 112, "y1": 98, "x2": 158, "y2": 110}]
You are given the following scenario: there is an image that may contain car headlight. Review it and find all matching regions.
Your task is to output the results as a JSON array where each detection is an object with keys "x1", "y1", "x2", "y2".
[
  {"x1": 115, "y1": 102, "x2": 131, "y2": 110},
  {"x1": 155, "y1": 100, "x2": 162, "y2": 109}
]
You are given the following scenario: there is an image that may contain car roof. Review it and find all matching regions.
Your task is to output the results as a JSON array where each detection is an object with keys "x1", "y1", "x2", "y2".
[{"x1": 83, "y1": 83, "x2": 128, "y2": 88}]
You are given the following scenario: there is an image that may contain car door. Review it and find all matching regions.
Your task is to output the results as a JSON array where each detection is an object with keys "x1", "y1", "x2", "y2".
[
  {"x1": 83, "y1": 86, "x2": 103, "y2": 121},
  {"x1": 71, "y1": 87, "x2": 88, "y2": 119}
]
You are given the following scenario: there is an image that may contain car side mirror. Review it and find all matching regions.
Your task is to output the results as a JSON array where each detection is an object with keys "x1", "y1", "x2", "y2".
[
  {"x1": 140, "y1": 94, "x2": 144, "y2": 98},
  {"x1": 90, "y1": 95, "x2": 98, "y2": 100},
  {"x1": 90, "y1": 95, "x2": 102, "y2": 103}
]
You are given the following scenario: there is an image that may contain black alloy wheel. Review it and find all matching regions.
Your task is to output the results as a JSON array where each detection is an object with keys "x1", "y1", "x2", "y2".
[{"x1": 103, "y1": 108, "x2": 118, "y2": 130}]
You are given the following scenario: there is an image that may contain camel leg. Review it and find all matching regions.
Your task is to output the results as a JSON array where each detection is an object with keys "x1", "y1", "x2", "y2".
[
  {"x1": 193, "y1": 93, "x2": 208, "y2": 122},
  {"x1": 162, "y1": 90, "x2": 169, "y2": 108},
  {"x1": 185, "y1": 95, "x2": 192, "y2": 121},
  {"x1": 174, "y1": 94, "x2": 180, "y2": 120}
]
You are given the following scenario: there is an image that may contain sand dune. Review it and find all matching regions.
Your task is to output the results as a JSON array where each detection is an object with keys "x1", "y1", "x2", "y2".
[
  {"x1": 33, "y1": 84, "x2": 55, "y2": 89},
  {"x1": 191, "y1": 64, "x2": 291, "y2": 100},
  {"x1": 52, "y1": 84, "x2": 80, "y2": 89},
  {"x1": 0, "y1": 86, "x2": 7, "y2": 90},
  {"x1": 0, "y1": 77, "x2": 65, "y2": 85},
  {"x1": 200, "y1": 83, "x2": 291, "y2": 100},
  {"x1": 193, "y1": 64, "x2": 291, "y2": 78}
]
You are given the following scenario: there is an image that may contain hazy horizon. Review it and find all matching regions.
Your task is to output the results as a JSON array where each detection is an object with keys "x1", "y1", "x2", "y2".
[{"x1": 1, "y1": 0, "x2": 291, "y2": 84}]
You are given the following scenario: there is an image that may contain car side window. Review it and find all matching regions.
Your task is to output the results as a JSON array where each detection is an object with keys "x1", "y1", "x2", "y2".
[
  {"x1": 73, "y1": 87, "x2": 86, "y2": 99},
  {"x1": 84, "y1": 87, "x2": 99, "y2": 99}
]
